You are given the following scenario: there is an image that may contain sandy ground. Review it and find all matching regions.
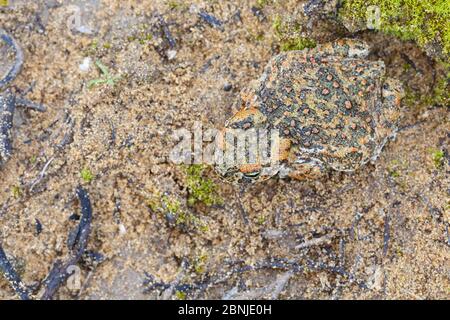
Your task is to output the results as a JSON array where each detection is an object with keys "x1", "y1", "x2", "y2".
[{"x1": 0, "y1": 0, "x2": 448, "y2": 300}]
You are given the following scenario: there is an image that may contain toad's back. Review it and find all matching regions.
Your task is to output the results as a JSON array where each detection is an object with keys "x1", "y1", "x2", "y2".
[{"x1": 237, "y1": 50, "x2": 387, "y2": 171}]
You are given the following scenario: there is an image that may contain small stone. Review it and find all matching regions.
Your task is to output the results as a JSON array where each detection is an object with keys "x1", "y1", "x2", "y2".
[
  {"x1": 118, "y1": 224, "x2": 127, "y2": 236},
  {"x1": 223, "y1": 83, "x2": 233, "y2": 91},
  {"x1": 79, "y1": 57, "x2": 91, "y2": 72},
  {"x1": 345, "y1": 100, "x2": 352, "y2": 109},
  {"x1": 166, "y1": 50, "x2": 177, "y2": 60}
]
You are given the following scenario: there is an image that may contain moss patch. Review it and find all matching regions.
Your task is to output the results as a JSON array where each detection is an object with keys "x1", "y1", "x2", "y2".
[
  {"x1": 184, "y1": 165, "x2": 222, "y2": 207},
  {"x1": 147, "y1": 194, "x2": 209, "y2": 232},
  {"x1": 272, "y1": 15, "x2": 317, "y2": 52},
  {"x1": 280, "y1": 37, "x2": 317, "y2": 52},
  {"x1": 429, "y1": 148, "x2": 445, "y2": 169},
  {"x1": 12, "y1": 185, "x2": 21, "y2": 199},
  {"x1": 339, "y1": 0, "x2": 450, "y2": 57},
  {"x1": 404, "y1": 63, "x2": 449, "y2": 109},
  {"x1": 80, "y1": 168, "x2": 94, "y2": 183}
]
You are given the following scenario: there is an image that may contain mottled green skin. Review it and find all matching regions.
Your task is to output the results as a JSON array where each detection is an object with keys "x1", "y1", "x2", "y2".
[{"x1": 217, "y1": 39, "x2": 404, "y2": 184}]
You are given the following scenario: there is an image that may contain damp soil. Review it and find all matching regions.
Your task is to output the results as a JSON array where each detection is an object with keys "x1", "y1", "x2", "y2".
[{"x1": 0, "y1": 0, "x2": 448, "y2": 300}]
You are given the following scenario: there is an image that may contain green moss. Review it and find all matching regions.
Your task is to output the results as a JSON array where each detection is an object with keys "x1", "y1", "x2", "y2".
[
  {"x1": 388, "y1": 168, "x2": 401, "y2": 178},
  {"x1": 387, "y1": 160, "x2": 409, "y2": 190},
  {"x1": 404, "y1": 62, "x2": 449, "y2": 109},
  {"x1": 175, "y1": 290, "x2": 187, "y2": 300},
  {"x1": 167, "y1": 0, "x2": 180, "y2": 10},
  {"x1": 272, "y1": 15, "x2": 283, "y2": 35},
  {"x1": 255, "y1": 0, "x2": 271, "y2": 9},
  {"x1": 138, "y1": 34, "x2": 153, "y2": 45},
  {"x1": 148, "y1": 195, "x2": 208, "y2": 232},
  {"x1": 431, "y1": 66, "x2": 450, "y2": 106},
  {"x1": 184, "y1": 165, "x2": 222, "y2": 207},
  {"x1": 255, "y1": 32, "x2": 265, "y2": 42},
  {"x1": 339, "y1": 0, "x2": 450, "y2": 57},
  {"x1": 280, "y1": 37, "x2": 317, "y2": 52},
  {"x1": 80, "y1": 168, "x2": 94, "y2": 183},
  {"x1": 272, "y1": 15, "x2": 317, "y2": 52},
  {"x1": 192, "y1": 252, "x2": 208, "y2": 274},
  {"x1": 12, "y1": 186, "x2": 21, "y2": 199},
  {"x1": 429, "y1": 149, "x2": 445, "y2": 169},
  {"x1": 257, "y1": 214, "x2": 267, "y2": 225},
  {"x1": 167, "y1": 0, "x2": 188, "y2": 10},
  {"x1": 162, "y1": 195, "x2": 181, "y2": 214},
  {"x1": 387, "y1": 160, "x2": 402, "y2": 179}
]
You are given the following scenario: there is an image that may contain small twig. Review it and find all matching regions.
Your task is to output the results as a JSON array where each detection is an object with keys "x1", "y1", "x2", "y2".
[
  {"x1": 0, "y1": 243, "x2": 30, "y2": 300},
  {"x1": 0, "y1": 28, "x2": 23, "y2": 90},
  {"x1": 383, "y1": 210, "x2": 390, "y2": 257},
  {"x1": 223, "y1": 271, "x2": 293, "y2": 300},
  {"x1": 40, "y1": 187, "x2": 93, "y2": 300},
  {"x1": 198, "y1": 11, "x2": 224, "y2": 30},
  {"x1": 156, "y1": 14, "x2": 176, "y2": 49},
  {"x1": 144, "y1": 257, "x2": 368, "y2": 298},
  {"x1": 295, "y1": 233, "x2": 334, "y2": 250},
  {"x1": 15, "y1": 97, "x2": 46, "y2": 112},
  {"x1": 29, "y1": 156, "x2": 55, "y2": 192}
]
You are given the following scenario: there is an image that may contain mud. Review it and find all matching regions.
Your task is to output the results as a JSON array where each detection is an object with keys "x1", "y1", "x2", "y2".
[{"x1": 0, "y1": 0, "x2": 448, "y2": 300}]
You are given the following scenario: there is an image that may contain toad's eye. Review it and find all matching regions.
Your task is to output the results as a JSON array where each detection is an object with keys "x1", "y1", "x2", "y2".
[{"x1": 243, "y1": 171, "x2": 261, "y2": 179}]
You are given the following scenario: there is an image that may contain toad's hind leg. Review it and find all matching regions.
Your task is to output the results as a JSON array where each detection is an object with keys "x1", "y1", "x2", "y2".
[
  {"x1": 372, "y1": 78, "x2": 404, "y2": 161},
  {"x1": 310, "y1": 38, "x2": 370, "y2": 59},
  {"x1": 280, "y1": 159, "x2": 328, "y2": 181}
]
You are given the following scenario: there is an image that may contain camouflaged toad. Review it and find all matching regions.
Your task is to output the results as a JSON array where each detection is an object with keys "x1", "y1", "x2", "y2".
[{"x1": 215, "y1": 39, "x2": 404, "y2": 184}]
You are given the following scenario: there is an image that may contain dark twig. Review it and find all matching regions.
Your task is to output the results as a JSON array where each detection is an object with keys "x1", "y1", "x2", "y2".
[
  {"x1": 0, "y1": 29, "x2": 23, "y2": 90},
  {"x1": 0, "y1": 244, "x2": 30, "y2": 300},
  {"x1": 0, "y1": 92, "x2": 15, "y2": 163},
  {"x1": 40, "y1": 187, "x2": 93, "y2": 300},
  {"x1": 144, "y1": 257, "x2": 368, "y2": 298},
  {"x1": 198, "y1": 11, "x2": 224, "y2": 30},
  {"x1": 0, "y1": 29, "x2": 46, "y2": 165},
  {"x1": 15, "y1": 97, "x2": 46, "y2": 112},
  {"x1": 383, "y1": 210, "x2": 390, "y2": 257},
  {"x1": 156, "y1": 14, "x2": 176, "y2": 49}
]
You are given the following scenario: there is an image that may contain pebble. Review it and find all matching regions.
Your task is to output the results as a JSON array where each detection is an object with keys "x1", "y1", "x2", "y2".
[{"x1": 79, "y1": 57, "x2": 91, "y2": 72}]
